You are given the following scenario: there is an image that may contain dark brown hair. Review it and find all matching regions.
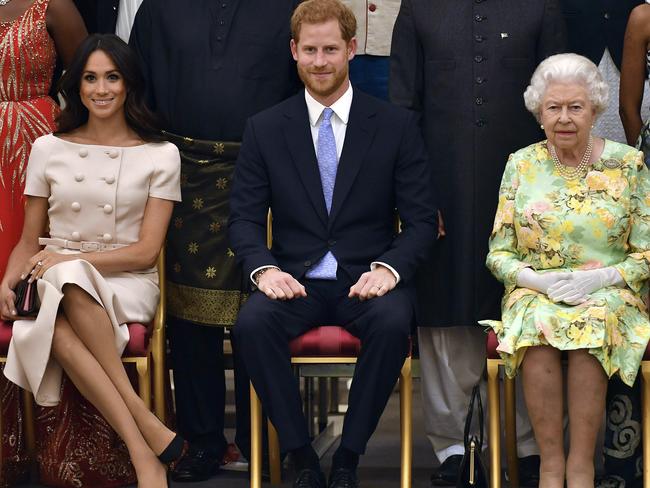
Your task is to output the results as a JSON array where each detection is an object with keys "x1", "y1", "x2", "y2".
[
  {"x1": 291, "y1": 0, "x2": 357, "y2": 43},
  {"x1": 56, "y1": 34, "x2": 164, "y2": 142}
]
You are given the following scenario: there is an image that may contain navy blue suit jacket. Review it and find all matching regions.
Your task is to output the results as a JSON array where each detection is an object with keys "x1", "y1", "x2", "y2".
[{"x1": 229, "y1": 89, "x2": 437, "y2": 293}]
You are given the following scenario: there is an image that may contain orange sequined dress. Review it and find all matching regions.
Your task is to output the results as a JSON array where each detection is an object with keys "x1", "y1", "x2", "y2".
[{"x1": 0, "y1": 1, "x2": 57, "y2": 485}]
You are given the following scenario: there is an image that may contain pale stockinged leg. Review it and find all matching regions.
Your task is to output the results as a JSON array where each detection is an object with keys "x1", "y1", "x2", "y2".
[
  {"x1": 521, "y1": 345, "x2": 565, "y2": 488},
  {"x1": 51, "y1": 313, "x2": 167, "y2": 488},
  {"x1": 59, "y1": 283, "x2": 175, "y2": 455},
  {"x1": 566, "y1": 349, "x2": 607, "y2": 488}
]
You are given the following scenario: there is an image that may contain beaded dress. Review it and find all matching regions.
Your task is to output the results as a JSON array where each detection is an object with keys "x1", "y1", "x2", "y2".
[{"x1": 0, "y1": 1, "x2": 57, "y2": 484}]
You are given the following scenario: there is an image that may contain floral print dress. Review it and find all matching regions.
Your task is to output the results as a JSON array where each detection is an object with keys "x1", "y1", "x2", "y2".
[{"x1": 480, "y1": 140, "x2": 650, "y2": 386}]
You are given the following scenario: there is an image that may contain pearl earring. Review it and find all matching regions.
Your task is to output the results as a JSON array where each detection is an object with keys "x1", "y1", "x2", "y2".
[{"x1": 540, "y1": 124, "x2": 544, "y2": 130}]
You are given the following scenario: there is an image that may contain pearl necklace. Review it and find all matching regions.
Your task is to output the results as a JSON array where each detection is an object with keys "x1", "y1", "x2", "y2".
[
  {"x1": 0, "y1": 0, "x2": 13, "y2": 6},
  {"x1": 549, "y1": 135, "x2": 593, "y2": 180}
]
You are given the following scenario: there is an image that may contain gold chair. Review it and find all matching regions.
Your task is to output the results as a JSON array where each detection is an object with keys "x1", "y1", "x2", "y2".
[
  {"x1": 121, "y1": 248, "x2": 168, "y2": 422},
  {"x1": 486, "y1": 329, "x2": 519, "y2": 488},
  {"x1": 0, "y1": 249, "x2": 168, "y2": 475},
  {"x1": 249, "y1": 211, "x2": 413, "y2": 488}
]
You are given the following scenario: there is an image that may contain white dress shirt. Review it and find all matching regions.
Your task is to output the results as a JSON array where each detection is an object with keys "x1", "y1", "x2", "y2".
[{"x1": 251, "y1": 83, "x2": 400, "y2": 285}]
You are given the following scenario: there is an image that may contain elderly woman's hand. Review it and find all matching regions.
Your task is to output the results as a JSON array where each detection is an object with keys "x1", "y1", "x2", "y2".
[
  {"x1": 547, "y1": 267, "x2": 625, "y2": 305},
  {"x1": 22, "y1": 251, "x2": 75, "y2": 283},
  {"x1": 516, "y1": 268, "x2": 572, "y2": 294}
]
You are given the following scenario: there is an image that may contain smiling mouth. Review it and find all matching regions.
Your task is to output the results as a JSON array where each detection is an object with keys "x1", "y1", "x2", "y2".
[{"x1": 92, "y1": 98, "x2": 114, "y2": 105}]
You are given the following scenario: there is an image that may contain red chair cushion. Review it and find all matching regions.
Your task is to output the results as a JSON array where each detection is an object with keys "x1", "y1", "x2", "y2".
[
  {"x1": 124, "y1": 322, "x2": 151, "y2": 357},
  {"x1": 0, "y1": 320, "x2": 150, "y2": 358},
  {"x1": 289, "y1": 326, "x2": 362, "y2": 357},
  {"x1": 486, "y1": 329, "x2": 500, "y2": 359},
  {"x1": 0, "y1": 320, "x2": 12, "y2": 356}
]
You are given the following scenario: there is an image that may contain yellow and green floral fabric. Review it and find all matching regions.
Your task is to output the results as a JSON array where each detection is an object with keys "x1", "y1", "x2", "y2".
[{"x1": 480, "y1": 140, "x2": 650, "y2": 386}]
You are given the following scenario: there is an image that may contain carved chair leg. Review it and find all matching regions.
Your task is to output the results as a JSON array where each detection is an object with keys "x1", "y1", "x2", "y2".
[
  {"x1": 487, "y1": 359, "x2": 502, "y2": 488},
  {"x1": 399, "y1": 357, "x2": 413, "y2": 488},
  {"x1": 504, "y1": 374, "x2": 519, "y2": 488},
  {"x1": 268, "y1": 419, "x2": 282, "y2": 485},
  {"x1": 250, "y1": 383, "x2": 263, "y2": 488}
]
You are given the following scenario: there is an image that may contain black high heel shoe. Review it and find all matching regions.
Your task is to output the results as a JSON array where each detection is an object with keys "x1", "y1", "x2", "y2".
[{"x1": 158, "y1": 434, "x2": 189, "y2": 470}]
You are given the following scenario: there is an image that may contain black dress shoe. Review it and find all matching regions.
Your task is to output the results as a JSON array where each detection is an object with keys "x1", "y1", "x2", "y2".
[
  {"x1": 431, "y1": 454, "x2": 463, "y2": 486},
  {"x1": 293, "y1": 468, "x2": 326, "y2": 488},
  {"x1": 170, "y1": 447, "x2": 221, "y2": 482},
  {"x1": 328, "y1": 467, "x2": 359, "y2": 488},
  {"x1": 518, "y1": 455, "x2": 540, "y2": 487}
]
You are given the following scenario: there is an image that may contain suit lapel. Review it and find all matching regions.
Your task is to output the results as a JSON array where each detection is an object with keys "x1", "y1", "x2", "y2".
[
  {"x1": 328, "y1": 94, "x2": 377, "y2": 227},
  {"x1": 283, "y1": 95, "x2": 329, "y2": 227}
]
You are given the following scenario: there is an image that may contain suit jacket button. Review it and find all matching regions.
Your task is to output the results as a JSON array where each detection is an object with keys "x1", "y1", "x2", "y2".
[{"x1": 304, "y1": 260, "x2": 312, "y2": 267}]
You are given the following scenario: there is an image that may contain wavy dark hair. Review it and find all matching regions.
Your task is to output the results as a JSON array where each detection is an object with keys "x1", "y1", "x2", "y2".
[{"x1": 56, "y1": 34, "x2": 164, "y2": 142}]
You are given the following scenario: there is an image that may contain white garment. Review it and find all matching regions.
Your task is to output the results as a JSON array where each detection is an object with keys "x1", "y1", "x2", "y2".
[
  {"x1": 4, "y1": 135, "x2": 181, "y2": 406},
  {"x1": 593, "y1": 48, "x2": 650, "y2": 143},
  {"x1": 340, "y1": 0, "x2": 401, "y2": 56},
  {"x1": 115, "y1": 0, "x2": 143, "y2": 42},
  {"x1": 418, "y1": 327, "x2": 539, "y2": 462}
]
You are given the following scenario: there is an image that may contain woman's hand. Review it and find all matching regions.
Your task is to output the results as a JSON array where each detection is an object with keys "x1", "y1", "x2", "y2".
[
  {"x1": 516, "y1": 268, "x2": 571, "y2": 294},
  {"x1": 22, "y1": 251, "x2": 74, "y2": 282},
  {"x1": 0, "y1": 281, "x2": 19, "y2": 321}
]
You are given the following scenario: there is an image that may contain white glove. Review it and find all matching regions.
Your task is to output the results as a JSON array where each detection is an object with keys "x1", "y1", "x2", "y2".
[
  {"x1": 547, "y1": 267, "x2": 624, "y2": 305},
  {"x1": 516, "y1": 268, "x2": 572, "y2": 294}
]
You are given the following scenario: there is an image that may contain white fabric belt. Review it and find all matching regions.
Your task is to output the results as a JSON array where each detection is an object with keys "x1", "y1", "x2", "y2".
[{"x1": 39, "y1": 237, "x2": 128, "y2": 252}]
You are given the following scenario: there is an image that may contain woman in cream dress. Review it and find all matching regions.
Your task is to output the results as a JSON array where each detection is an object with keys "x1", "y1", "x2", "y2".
[{"x1": 0, "y1": 34, "x2": 185, "y2": 488}]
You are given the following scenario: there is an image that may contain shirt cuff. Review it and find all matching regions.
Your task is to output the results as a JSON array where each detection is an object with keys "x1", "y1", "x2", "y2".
[
  {"x1": 371, "y1": 262, "x2": 401, "y2": 284},
  {"x1": 250, "y1": 265, "x2": 280, "y2": 287}
]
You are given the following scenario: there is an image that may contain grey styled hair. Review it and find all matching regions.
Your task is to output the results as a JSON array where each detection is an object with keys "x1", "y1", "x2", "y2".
[{"x1": 523, "y1": 53, "x2": 609, "y2": 122}]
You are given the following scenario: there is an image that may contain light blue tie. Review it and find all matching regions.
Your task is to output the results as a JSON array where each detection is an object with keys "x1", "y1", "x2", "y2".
[{"x1": 306, "y1": 107, "x2": 338, "y2": 280}]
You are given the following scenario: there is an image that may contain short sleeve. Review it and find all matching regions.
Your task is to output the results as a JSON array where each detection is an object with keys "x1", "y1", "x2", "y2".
[
  {"x1": 24, "y1": 135, "x2": 52, "y2": 198},
  {"x1": 147, "y1": 142, "x2": 181, "y2": 202}
]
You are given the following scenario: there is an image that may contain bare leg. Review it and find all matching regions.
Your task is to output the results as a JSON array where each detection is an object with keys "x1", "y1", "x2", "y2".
[
  {"x1": 521, "y1": 345, "x2": 564, "y2": 488},
  {"x1": 52, "y1": 314, "x2": 166, "y2": 488},
  {"x1": 566, "y1": 350, "x2": 607, "y2": 488},
  {"x1": 60, "y1": 284, "x2": 174, "y2": 455}
]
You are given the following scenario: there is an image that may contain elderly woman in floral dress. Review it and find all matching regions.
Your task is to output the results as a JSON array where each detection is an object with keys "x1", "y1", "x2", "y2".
[{"x1": 481, "y1": 53, "x2": 650, "y2": 488}]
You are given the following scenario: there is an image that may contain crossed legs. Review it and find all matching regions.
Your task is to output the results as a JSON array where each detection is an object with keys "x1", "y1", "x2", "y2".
[
  {"x1": 51, "y1": 284, "x2": 175, "y2": 488},
  {"x1": 521, "y1": 346, "x2": 607, "y2": 488}
]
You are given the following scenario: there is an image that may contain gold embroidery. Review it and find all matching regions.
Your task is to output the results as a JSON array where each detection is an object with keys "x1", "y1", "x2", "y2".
[
  {"x1": 173, "y1": 263, "x2": 181, "y2": 273},
  {"x1": 174, "y1": 217, "x2": 183, "y2": 229},
  {"x1": 209, "y1": 221, "x2": 221, "y2": 233},
  {"x1": 213, "y1": 142, "x2": 225, "y2": 155},
  {"x1": 205, "y1": 266, "x2": 217, "y2": 279},
  {"x1": 188, "y1": 242, "x2": 199, "y2": 254},
  {"x1": 166, "y1": 281, "x2": 248, "y2": 326},
  {"x1": 226, "y1": 248, "x2": 235, "y2": 257},
  {"x1": 192, "y1": 197, "x2": 204, "y2": 210},
  {"x1": 216, "y1": 177, "x2": 228, "y2": 190}
]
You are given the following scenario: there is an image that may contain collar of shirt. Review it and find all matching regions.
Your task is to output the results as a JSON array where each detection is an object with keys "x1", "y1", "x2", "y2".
[{"x1": 305, "y1": 83, "x2": 353, "y2": 127}]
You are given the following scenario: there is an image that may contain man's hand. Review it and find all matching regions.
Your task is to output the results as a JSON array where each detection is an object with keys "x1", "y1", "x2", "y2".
[
  {"x1": 437, "y1": 210, "x2": 446, "y2": 239},
  {"x1": 349, "y1": 266, "x2": 397, "y2": 301},
  {"x1": 257, "y1": 268, "x2": 307, "y2": 300}
]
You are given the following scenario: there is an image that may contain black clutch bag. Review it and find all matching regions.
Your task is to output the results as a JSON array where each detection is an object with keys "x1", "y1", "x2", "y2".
[
  {"x1": 457, "y1": 383, "x2": 488, "y2": 488},
  {"x1": 14, "y1": 278, "x2": 40, "y2": 317}
]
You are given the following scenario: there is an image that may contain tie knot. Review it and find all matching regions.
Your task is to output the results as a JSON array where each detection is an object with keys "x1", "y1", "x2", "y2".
[{"x1": 322, "y1": 107, "x2": 334, "y2": 123}]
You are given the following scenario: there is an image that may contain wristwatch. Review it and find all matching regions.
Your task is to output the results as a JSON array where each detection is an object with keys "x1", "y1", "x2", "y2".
[{"x1": 253, "y1": 267, "x2": 271, "y2": 286}]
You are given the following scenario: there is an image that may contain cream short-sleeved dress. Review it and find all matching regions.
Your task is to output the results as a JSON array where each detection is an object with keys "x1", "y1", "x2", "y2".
[{"x1": 4, "y1": 134, "x2": 181, "y2": 406}]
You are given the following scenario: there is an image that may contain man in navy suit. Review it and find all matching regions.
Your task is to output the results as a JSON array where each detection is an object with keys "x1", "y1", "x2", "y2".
[{"x1": 229, "y1": 1, "x2": 437, "y2": 487}]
